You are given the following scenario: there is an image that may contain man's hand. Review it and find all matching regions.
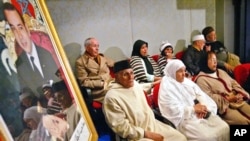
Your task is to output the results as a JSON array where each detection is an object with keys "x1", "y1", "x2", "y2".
[
  {"x1": 205, "y1": 45, "x2": 211, "y2": 52},
  {"x1": 144, "y1": 131, "x2": 164, "y2": 141},
  {"x1": 224, "y1": 63, "x2": 234, "y2": 72},
  {"x1": 226, "y1": 93, "x2": 238, "y2": 102}
]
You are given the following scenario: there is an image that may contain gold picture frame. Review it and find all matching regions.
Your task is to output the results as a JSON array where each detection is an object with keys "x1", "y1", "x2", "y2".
[{"x1": 0, "y1": 0, "x2": 97, "y2": 140}]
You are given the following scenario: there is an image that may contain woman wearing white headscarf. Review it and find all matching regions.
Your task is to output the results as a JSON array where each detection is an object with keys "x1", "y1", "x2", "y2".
[{"x1": 158, "y1": 60, "x2": 229, "y2": 141}]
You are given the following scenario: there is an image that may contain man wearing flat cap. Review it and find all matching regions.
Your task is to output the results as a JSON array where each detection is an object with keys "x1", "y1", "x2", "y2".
[
  {"x1": 52, "y1": 80, "x2": 81, "y2": 141},
  {"x1": 182, "y1": 34, "x2": 209, "y2": 76},
  {"x1": 102, "y1": 60, "x2": 187, "y2": 141}
]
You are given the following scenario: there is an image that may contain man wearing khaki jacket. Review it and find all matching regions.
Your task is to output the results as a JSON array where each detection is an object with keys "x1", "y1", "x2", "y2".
[{"x1": 75, "y1": 37, "x2": 114, "y2": 103}]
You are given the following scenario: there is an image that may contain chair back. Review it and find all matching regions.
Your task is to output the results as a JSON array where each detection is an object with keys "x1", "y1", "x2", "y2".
[
  {"x1": 152, "y1": 83, "x2": 160, "y2": 108},
  {"x1": 175, "y1": 51, "x2": 184, "y2": 60}
]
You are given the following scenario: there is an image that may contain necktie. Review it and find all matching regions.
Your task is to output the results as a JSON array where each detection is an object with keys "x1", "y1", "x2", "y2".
[{"x1": 30, "y1": 56, "x2": 39, "y2": 72}]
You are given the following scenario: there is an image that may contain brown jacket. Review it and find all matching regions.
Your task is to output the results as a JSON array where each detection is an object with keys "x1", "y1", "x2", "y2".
[
  {"x1": 75, "y1": 52, "x2": 114, "y2": 103},
  {"x1": 195, "y1": 69, "x2": 249, "y2": 115}
]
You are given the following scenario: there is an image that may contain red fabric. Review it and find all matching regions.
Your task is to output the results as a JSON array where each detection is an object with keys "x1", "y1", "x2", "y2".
[
  {"x1": 175, "y1": 51, "x2": 184, "y2": 60},
  {"x1": 152, "y1": 83, "x2": 160, "y2": 108},
  {"x1": 109, "y1": 67, "x2": 115, "y2": 78},
  {"x1": 11, "y1": 0, "x2": 36, "y2": 18},
  {"x1": 144, "y1": 91, "x2": 154, "y2": 107},
  {"x1": 191, "y1": 75, "x2": 197, "y2": 81},
  {"x1": 234, "y1": 63, "x2": 250, "y2": 86},
  {"x1": 92, "y1": 101, "x2": 102, "y2": 109},
  {"x1": 151, "y1": 54, "x2": 159, "y2": 62}
]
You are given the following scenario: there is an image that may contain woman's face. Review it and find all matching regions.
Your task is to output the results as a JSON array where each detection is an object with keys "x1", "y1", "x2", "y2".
[
  {"x1": 25, "y1": 118, "x2": 38, "y2": 130},
  {"x1": 163, "y1": 47, "x2": 173, "y2": 57},
  {"x1": 175, "y1": 67, "x2": 186, "y2": 82},
  {"x1": 140, "y1": 44, "x2": 148, "y2": 57},
  {"x1": 206, "y1": 31, "x2": 217, "y2": 42},
  {"x1": 207, "y1": 53, "x2": 217, "y2": 71}
]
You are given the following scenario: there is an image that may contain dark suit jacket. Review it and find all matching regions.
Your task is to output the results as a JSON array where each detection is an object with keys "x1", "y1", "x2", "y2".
[
  {"x1": 16, "y1": 45, "x2": 59, "y2": 98},
  {"x1": 182, "y1": 45, "x2": 206, "y2": 75}
]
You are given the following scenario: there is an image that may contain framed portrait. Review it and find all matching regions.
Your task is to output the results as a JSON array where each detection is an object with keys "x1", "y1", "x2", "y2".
[{"x1": 0, "y1": 0, "x2": 97, "y2": 141}]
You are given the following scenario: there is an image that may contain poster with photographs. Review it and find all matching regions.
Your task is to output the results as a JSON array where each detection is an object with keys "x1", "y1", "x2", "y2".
[{"x1": 0, "y1": 0, "x2": 97, "y2": 140}]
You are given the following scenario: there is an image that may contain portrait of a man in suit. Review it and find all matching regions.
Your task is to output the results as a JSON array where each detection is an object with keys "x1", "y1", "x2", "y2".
[{"x1": 3, "y1": 2, "x2": 60, "y2": 98}]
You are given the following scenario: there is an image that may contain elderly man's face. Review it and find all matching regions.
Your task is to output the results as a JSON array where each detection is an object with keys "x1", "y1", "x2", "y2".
[
  {"x1": 195, "y1": 40, "x2": 205, "y2": 51},
  {"x1": 86, "y1": 38, "x2": 99, "y2": 58},
  {"x1": 116, "y1": 68, "x2": 134, "y2": 88}
]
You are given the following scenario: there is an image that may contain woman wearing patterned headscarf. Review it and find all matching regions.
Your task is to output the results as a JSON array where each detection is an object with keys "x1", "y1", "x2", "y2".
[{"x1": 158, "y1": 59, "x2": 229, "y2": 141}]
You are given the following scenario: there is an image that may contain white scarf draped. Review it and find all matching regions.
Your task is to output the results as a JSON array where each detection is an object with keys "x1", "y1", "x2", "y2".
[{"x1": 159, "y1": 60, "x2": 217, "y2": 127}]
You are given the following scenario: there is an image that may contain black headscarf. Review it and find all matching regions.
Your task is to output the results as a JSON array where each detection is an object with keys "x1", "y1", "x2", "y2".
[
  {"x1": 131, "y1": 39, "x2": 154, "y2": 74},
  {"x1": 199, "y1": 52, "x2": 216, "y2": 74},
  {"x1": 131, "y1": 40, "x2": 148, "y2": 57}
]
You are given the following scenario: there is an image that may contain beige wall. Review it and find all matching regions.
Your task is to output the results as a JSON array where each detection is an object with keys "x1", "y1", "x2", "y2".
[{"x1": 46, "y1": 0, "x2": 234, "y2": 61}]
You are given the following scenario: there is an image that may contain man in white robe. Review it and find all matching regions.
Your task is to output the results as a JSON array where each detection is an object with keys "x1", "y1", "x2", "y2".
[
  {"x1": 158, "y1": 59, "x2": 229, "y2": 141},
  {"x1": 102, "y1": 60, "x2": 187, "y2": 141}
]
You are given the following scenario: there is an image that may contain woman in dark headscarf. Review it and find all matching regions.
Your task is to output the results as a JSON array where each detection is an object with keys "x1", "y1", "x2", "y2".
[
  {"x1": 195, "y1": 51, "x2": 250, "y2": 125},
  {"x1": 130, "y1": 39, "x2": 162, "y2": 87}
]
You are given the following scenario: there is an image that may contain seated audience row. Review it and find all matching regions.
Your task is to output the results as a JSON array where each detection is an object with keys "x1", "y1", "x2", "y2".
[
  {"x1": 183, "y1": 26, "x2": 250, "y2": 88},
  {"x1": 74, "y1": 36, "x2": 249, "y2": 140}
]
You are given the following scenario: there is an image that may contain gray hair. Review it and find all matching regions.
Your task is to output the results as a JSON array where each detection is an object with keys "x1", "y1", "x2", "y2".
[{"x1": 84, "y1": 37, "x2": 96, "y2": 47}]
